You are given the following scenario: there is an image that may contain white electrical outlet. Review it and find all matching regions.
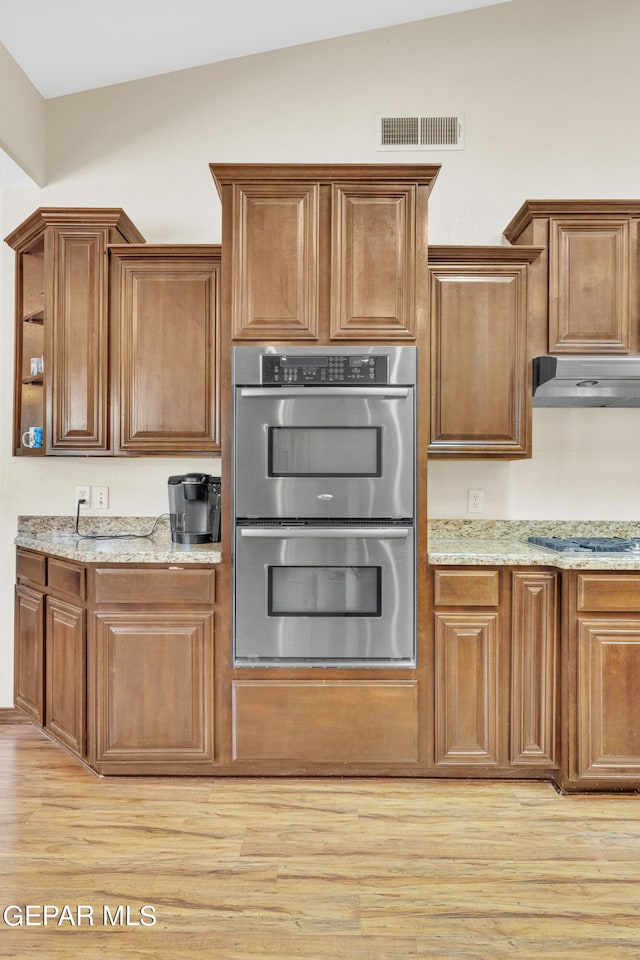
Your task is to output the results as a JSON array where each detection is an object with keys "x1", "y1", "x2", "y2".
[
  {"x1": 75, "y1": 485, "x2": 91, "y2": 507},
  {"x1": 93, "y1": 485, "x2": 109, "y2": 509},
  {"x1": 467, "y1": 488, "x2": 484, "y2": 514}
]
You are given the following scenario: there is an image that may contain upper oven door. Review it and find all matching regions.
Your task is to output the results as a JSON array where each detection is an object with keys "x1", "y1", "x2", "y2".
[{"x1": 234, "y1": 385, "x2": 415, "y2": 519}]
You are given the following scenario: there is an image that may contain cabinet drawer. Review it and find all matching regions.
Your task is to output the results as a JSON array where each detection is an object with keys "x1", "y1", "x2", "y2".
[
  {"x1": 16, "y1": 549, "x2": 46, "y2": 586},
  {"x1": 48, "y1": 558, "x2": 86, "y2": 600},
  {"x1": 434, "y1": 569, "x2": 499, "y2": 607},
  {"x1": 577, "y1": 574, "x2": 640, "y2": 612},
  {"x1": 94, "y1": 568, "x2": 216, "y2": 604}
]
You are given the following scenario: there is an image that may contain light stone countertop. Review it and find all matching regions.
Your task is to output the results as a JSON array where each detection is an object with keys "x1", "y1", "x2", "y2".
[
  {"x1": 427, "y1": 520, "x2": 640, "y2": 570},
  {"x1": 427, "y1": 536, "x2": 640, "y2": 569},
  {"x1": 15, "y1": 516, "x2": 221, "y2": 564},
  {"x1": 16, "y1": 517, "x2": 640, "y2": 570}
]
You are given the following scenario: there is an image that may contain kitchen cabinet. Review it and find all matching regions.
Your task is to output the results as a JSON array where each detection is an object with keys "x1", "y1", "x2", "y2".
[
  {"x1": 432, "y1": 569, "x2": 502, "y2": 766},
  {"x1": 428, "y1": 246, "x2": 543, "y2": 459},
  {"x1": 430, "y1": 567, "x2": 558, "y2": 773},
  {"x1": 14, "y1": 550, "x2": 218, "y2": 774},
  {"x1": 108, "y1": 245, "x2": 221, "y2": 454},
  {"x1": 45, "y1": 596, "x2": 85, "y2": 757},
  {"x1": 89, "y1": 566, "x2": 217, "y2": 775},
  {"x1": 564, "y1": 571, "x2": 640, "y2": 789},
  {"x1": 510, "y1": 571, "x2": 558, "y2": 766},
  {"x1": 504, "y1": 200, "x2": 640, "y2": 355},
  {"x1": 14, "y1": 583, "x2": 45, "y2": 724},
  {"x1": 434, "y1": 609, "x2": 501, "y2": 765},
  {"x1": 5, "y1": 209, "x2": 144, "y2": 456},
  {"x1": 210, "y1": 164, "x2": 439, "y2": 343},
  {"x1": 14, "y1": 550, "x2": 86, "y2": 758},
  {"x1": 231, "y1": 680, "x2": 419, "y2": 765}
]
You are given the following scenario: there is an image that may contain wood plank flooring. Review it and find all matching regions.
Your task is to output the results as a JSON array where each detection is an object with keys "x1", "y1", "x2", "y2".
[{"x1": 2, "y1": 725, "x2": 640, "y2": 958}]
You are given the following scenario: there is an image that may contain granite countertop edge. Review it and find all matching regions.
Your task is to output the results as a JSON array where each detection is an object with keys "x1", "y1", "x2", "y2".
[
  {"x1": 15, "y1": 517, "x2": 222, "y2": 564},
  {"x1": 427, "y1": 519, "x2": 640, "y2": 569},
  {"x1": 16, "y1": 516, "x2": 640, "y2": 570},
  {"x1": 427, "y1": 537, "x2": 640, "y2": 570}
]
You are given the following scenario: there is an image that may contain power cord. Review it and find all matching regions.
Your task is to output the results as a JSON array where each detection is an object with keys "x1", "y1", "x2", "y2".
[{"x1": 74, "y1": 498, "x2": 169, "y2": 541}]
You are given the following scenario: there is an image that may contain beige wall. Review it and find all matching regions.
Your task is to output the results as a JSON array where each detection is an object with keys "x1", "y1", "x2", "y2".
[
  {"x1": 1, "y1": 0, "x2": 640, "y2": 703},
  {"x1": 0, "y1": 42, "x2": 45, "y2": 184}
]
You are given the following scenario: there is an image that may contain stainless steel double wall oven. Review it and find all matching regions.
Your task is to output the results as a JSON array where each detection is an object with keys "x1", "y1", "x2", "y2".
[{"x1": 232, "y1": 345, "x2": 417, "y2": 667}]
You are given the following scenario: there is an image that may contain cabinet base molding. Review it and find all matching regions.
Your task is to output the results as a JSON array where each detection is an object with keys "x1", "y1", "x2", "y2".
[{"x1": 0, "y1": 707, "x2": 32, "y2": 724}]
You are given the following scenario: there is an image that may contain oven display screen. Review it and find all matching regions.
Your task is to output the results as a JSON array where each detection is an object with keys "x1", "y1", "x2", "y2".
[
  {"x1": 268, "y1": 427, "x2": 382, "y2": 477},
  {"x1": 268, "y1": 566, "x2": 381, "y2": 617},
  {"x1": 280, "y1": 356, "x2": 328, "y2": 367}
]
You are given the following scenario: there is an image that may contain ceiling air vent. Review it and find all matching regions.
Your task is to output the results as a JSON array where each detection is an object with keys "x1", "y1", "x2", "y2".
[{"x1": 376, "y1": 113, "x2": 464, "y2": 151}]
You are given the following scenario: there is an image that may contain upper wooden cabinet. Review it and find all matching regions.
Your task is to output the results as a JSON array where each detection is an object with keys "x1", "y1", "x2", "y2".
[
  {"x1": 504, "y1": 201, "x2": 640, "y2": 355},
  {"x1": 109, "y1": 245, "x2": 220, "y2": 455},
  {"x1": 5, "y1": 208, "x2": 144, "y2": 456},
  {"x1": 210, "y1": 164, "x2": 440, "y2": 343},
  {"x1": 428, "y1": 245, "x2": 543, "y2": 459}
]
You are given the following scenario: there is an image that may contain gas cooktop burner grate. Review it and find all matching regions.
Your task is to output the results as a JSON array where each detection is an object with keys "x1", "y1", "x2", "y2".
[{"x1": 528, "y1": 536, "x2": 640, "y2": 554}]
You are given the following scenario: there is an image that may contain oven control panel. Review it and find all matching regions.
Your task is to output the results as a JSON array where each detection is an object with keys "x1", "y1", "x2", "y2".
[{"x1": 261, "y1": 355, "x2": 389, "y2": 384}]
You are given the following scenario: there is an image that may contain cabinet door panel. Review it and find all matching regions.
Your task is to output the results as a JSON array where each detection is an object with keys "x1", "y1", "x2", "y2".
[
  {"x1": 576, "y1": 619, "x2": 640, "y2": 779},
  {"x1": 14, "y1": 585, "x2": 44, "y2": 723},
  {"x1": 229, "y1": 183, "x2": 319, "y2": 340},
  {"x1": 116, "y1": 256, "x2": 219, "y2": 453},
  {"x1": 94, "y1": 611, "x2": 215, "y2": 766},
  {"x1": 49, "y1": 228, "x2": 110, "y2": 451},
  {"x1": 331, "y1": 183, "x2": 416, "y2": 340},
  {"x1": 434, "y1": 612, "x2": 500, "y2": 765},
  {"x1": 430, "y1": 265, "x2": 528, "y2": 456},
  {"x1": 46, "y1": 597, "x2": 86, "y2": 756},
  {"x1": 549, "y1": 219, "x2": 630, "y2": 353},
  {"x1": 232, "y1": 680, "x2": 418, "y2": 763},
  {"x1": 511, "y1": 572, "x2": 558, "y2": 766}
]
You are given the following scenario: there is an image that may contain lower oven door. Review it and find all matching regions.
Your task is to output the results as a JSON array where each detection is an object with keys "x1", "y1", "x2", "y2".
[{"x1": 234, "y1": 524, "x2": 415, "y2": 667}]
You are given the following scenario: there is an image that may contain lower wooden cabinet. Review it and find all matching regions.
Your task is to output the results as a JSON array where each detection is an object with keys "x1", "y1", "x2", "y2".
[
  {"x1": 14, "y1": 583, "x2": 45, "y2": 724},
  {"x1": 14, "y1": 550, "x2": 218, "y2": 775},
  {"x1": 510, "y1": 572, "x2": 558, "y2": 766},
  {"x1": 15, "y1": 556, "x2": 86, "y2": 758},
  {"x1": 575, "y1": 619, "x2": 640, "y2": 780},
  {"x1": 45, "y1": 597, "x2": 85, "y2": 757},
  {"x1": 565, "y1": 572, "x2": 640, "y2": 788},
  {"x1": 92, "y1": 610, "x2": 215, "y2": 773},
  {"x1": 16, "y1": 547, "x2": 640, "y2": 792},
  {"x1": 434, "y1": 612, "x2": 500, "y2": 765},
  {"x1": 431, "y1": 567, "x2": 558, "y2": 774}
]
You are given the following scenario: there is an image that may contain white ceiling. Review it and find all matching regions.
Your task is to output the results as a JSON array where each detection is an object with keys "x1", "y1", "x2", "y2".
[{"x1": 0, "y1": 0, "x2": 513, "y2": 99}]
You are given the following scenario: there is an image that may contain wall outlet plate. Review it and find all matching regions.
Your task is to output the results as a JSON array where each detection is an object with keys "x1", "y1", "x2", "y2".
[
  {"x1": 93, "y1": 485, "x2": 109, "y2": 509},
  {"x1": 75, "y1": 485, "x2": 91, "y2": 507},
  {"x1": 467, "y1": 488, "x2": 484, "y2": 514}
]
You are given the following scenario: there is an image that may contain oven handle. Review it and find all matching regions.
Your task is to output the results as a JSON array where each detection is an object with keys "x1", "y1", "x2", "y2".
[
  {"x1": 239, "y1": 526, "x2": 411, "y2": 539},
  {"x1": 238, "y1": 386, "x2": 410, "y2": 399}
]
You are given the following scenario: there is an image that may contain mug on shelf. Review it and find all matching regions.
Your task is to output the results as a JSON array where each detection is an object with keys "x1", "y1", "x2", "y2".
[
  {"x1": 29, "y1": 356, "x2": 44, "y2": 376},
  {"x1": 22, "y1": 426, "x2": 43, "y2": 448}
]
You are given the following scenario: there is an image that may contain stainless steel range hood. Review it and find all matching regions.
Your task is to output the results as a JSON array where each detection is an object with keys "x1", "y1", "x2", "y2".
[{"x1": 532, "y1": 356, "x2": 640, "y2": 407}]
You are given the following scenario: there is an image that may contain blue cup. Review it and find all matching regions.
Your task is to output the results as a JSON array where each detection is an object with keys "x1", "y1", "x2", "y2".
[{"x1": 22, "y1": 426, "x2": 43, "y2": 448}]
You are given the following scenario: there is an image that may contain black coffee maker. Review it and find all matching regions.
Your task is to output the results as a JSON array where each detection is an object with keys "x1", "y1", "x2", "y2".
[{"x1": 168, "y1": 473, "x2": 221, "y2": 544}]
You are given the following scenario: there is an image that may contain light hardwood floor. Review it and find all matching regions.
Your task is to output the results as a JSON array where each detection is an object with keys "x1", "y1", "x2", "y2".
[{"x1": 1, "y1": 724, "x2": 640, "y2": 959}]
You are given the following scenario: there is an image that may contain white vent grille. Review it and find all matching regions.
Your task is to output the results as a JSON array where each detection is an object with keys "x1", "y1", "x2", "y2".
[{"x1": 376, "y1": 113, "x2": 464, "y2": 151}]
